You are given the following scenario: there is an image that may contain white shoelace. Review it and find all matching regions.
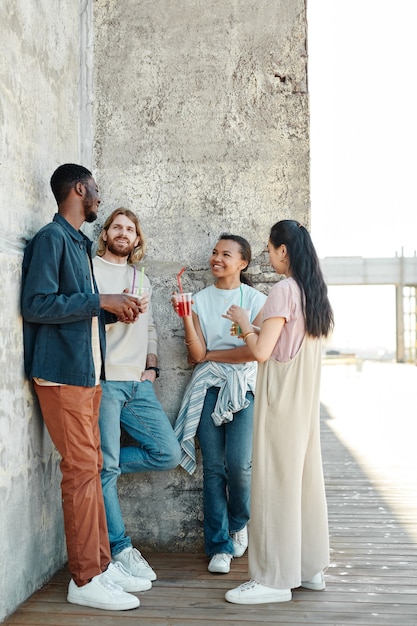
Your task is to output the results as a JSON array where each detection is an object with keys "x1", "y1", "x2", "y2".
[
  {"x1": 107, "y1": 561, "x2": 132, "y2": 578},
  {"x1": 99, "y1": 572, "x2": 124, "y2": 594},
  {"x1": 130, "y1": 548, "x2": 149, "y2": 565},
  {"x1": 233, "y1": 529, "x2": 246, "y2": 544},
  {"x1": 239, "y1": 579, "x2": 259, "y2": 591}
]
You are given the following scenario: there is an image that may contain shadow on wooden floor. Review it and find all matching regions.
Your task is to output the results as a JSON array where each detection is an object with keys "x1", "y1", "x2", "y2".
[{"x1": 3, "y1": 371, "x2": 417, "y2": 625}]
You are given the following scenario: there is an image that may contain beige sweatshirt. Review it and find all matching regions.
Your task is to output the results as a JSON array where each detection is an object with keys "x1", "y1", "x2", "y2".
[{"x1": 93, "y1": 256, "x2": 158, "y2": 381}]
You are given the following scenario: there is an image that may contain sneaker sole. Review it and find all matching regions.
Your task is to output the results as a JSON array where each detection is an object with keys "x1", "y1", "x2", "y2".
[
  {"x1": 208, "y1": 566, "x2": 231, "y2": 574},
  {"x1": 207, "y1": 565, "x2": 230, "y2": 574},
  {"x1": 225, "y1": 590, "x2": 292, "y2": 604},
  {"x1": 119, "y1": 579, "x2": 152, "y2": 592},
  {"x1": 301, "y1": 581, "x2": 326, "y2": 591},
  {"x1": 67, "y1": 595, "x2": 140, "y2": 610}
]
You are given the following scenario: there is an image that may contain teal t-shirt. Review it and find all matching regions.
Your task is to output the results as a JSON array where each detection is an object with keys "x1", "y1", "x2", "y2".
[{"x1": 192, "y1": 283, "x2": 267, "y2": 351}]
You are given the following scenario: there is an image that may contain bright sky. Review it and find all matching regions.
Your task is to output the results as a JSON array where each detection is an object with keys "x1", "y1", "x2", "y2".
[
  {"x1": 307, "y1": 1, "x2": 417, "y2": 354},
  {"x1": 308, "y1": 0, "x2": 417, "y2": 260}
]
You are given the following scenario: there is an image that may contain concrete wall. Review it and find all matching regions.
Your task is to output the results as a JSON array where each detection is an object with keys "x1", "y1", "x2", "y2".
[
  {"x1": 92, "y1": 0, "x2": 309, "y2": 552},
  {"x1": 0, "y1": 0, "x2": 309, "y2": 619},
  {"x1": 0, "y1": 0, "x2": 92, "y2": 621}
]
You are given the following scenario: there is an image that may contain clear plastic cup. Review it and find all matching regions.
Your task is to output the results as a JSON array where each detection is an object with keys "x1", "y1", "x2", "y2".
[
  {"x1": 174, "y1": 292, "x2": 192, "y2": 317},
  {"x1": 230, "y1": 308, "x2": 250, "y2": 337},
  {"x1": 131, "y1": 285, "x2": 151, "y2": 301}
]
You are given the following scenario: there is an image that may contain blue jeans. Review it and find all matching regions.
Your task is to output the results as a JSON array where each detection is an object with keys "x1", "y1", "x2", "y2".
[
  {"x1": 99, "y1": 380, "x2": 181, "y2": 556},
  {"x1": 197, "y1": 386, "x2": 254, "y2": 557}
]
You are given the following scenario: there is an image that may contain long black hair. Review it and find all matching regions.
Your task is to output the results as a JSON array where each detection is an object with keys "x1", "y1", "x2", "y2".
[
  {"x1": 269, "y1": 220, "x2": 334, "y2": 337},
  {"x1": 218, "y1": 233, "x2": 253, "y2": 286}
]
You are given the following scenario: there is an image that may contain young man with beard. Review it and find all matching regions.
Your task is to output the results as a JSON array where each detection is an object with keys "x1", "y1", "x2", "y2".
[
  {"x1": 93, "y1": 208, "x2": 181, "y2": 582},
  {"x1": 22, "y1": 164, "x2": 152, "y2": 611}
]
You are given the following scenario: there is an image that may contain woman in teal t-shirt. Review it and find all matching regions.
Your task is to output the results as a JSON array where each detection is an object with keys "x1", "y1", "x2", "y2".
[{"x1": 174, "y1": 234, "x2": 266, "y2": 575}]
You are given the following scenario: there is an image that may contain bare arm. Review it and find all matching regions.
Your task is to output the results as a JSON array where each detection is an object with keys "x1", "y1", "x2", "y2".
[
  {"x1": 183, "y1": 312, "x2": 207, "y2": 363},
  {"x1": 224, "y1": 305, "x2": 285, "y2": 362},
  {"x1": 199, "y1": 307, "x2": 265, "y2": 364},
  {"x1": 244, "y1": 317, "x2": 286, "y2": 362},
  {"x1": 205, "y1": 345, "x2": 256, "y2": 363},
  {"x1": 145, "y1": 353, "x2": 157, "y2": 368},
  {"x1": 141, "y1": 352, "x2": 158, "y2": 382}
]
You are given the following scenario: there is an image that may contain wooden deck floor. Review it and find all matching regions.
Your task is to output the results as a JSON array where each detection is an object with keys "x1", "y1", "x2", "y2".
[{"x1": 3, "y1": 362, "x2": 417, "y2": 625}]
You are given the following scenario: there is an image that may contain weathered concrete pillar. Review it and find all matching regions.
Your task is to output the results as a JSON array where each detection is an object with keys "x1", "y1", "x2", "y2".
[
  {"x1": 0, "y1": 0, "x2": 92, "y2": 620},
  {"x1": 1, "y1": 0, "x2": 309, "y2": 619},
  {"x1": 92, "y1": 0, "x2": 309, "y2": 551}
]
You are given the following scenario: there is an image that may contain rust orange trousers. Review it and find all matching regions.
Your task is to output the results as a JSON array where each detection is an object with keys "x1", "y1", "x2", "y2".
[{"x1": 34, "y1": 383, "x2": 111, "y2": 586}]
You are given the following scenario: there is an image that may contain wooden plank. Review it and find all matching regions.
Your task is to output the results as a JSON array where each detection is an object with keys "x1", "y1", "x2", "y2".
[{"x1": 3, "y1": 363, "x2": 417, "y2": 625}]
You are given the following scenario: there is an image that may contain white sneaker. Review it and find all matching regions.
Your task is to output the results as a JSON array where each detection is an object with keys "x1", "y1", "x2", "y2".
[
  {"x1": 301, "y1": 571, "x2": 325, "y2": 590},
  {"x1": 231, "y1": 525, "x2": 248, "y2": 557},
  {"x1": 225, "y1": 579, "x2": 292, "y2": 604},
  {"x1": 208, "y1": 553, "x2": 233, "y2": 574},
  {"x1": 67, "y1": 573, "x2": 140, "y2": 610},
  {"x1": 105, "y1": 561, "x2": 152, "y2": 592},
  {"x1": 113, "y1": 546, "x2": 157, "y2": 581}
]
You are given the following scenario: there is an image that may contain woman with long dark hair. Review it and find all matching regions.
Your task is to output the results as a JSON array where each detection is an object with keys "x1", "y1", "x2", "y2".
[{"x1": 224, "y1": 220, "x2": 334, "y2": 604}]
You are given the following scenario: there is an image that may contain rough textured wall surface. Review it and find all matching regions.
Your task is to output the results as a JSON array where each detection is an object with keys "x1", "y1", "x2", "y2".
[
  {"x1": 0, "y1": 1, "x2": 87, "y2": 620},
  {"x1": 93, "y1": 0, "x2": 309, "y2": 552},
  {"x1": 0, "y1": 1, "x2": 309, "y2": 616}
]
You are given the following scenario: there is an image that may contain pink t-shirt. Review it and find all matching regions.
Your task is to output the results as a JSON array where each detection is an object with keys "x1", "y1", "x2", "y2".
[{"x1": 262, "y1": 277, "x2": 305, "y2": 362}]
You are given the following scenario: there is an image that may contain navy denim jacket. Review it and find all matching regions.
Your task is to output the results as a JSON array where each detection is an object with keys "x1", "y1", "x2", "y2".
[{"x1": 21, "y1": 213, "x2": 115, "y2": 386}]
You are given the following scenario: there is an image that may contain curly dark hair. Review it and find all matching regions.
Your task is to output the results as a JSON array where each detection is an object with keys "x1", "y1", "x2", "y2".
[{"x1": 50, "y1": 163, "x2": 93, "y2": 204}]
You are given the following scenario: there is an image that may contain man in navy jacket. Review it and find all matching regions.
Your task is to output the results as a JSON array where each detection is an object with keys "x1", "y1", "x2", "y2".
[{"x1": 21, "y1": 164, "x2": 150, "y2": 611}]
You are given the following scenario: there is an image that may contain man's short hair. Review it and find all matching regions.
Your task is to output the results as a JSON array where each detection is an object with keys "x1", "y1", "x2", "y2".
[{"x1": 50, "y1": 163, "x2": 92, "y2": 205}]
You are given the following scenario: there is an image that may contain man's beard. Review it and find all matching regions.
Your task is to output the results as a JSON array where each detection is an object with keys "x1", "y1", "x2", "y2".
[
  {"x1": 84, "y1": 209, "x2": 98, "y2": 223},
  {"x1": 106, "y1": 238, "x2": 135, "y2": 257},
  {"x1": 83, "y1": 189, "x2": 98, "y2": 223}
]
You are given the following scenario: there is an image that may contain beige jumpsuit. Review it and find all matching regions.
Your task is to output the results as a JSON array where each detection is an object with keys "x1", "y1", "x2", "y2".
[{"x1": 248, "y1": 335, "x2": 329, "y2": 589}]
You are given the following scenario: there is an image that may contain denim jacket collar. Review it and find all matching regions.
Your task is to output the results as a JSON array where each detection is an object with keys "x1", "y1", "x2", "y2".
[{"x1": 53, "y1": 213, "x2": 92, "y2": 251}]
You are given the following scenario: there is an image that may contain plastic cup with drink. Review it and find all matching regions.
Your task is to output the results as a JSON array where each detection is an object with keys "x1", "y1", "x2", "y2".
[
  {"x1": 230, "y1": 308, "x2": 250, "y2": 337},
  {"x1": 131, "y1": 285, "x2": 151, "y2": 300},
  {"x1": 174, "y1": 292, "x2": 192, "y2": 317},
  {"x1": 130, "y1": 267, "x2": 150, "y2": 312},
  {"x1": 174, "y1": 266, "x2": 192, "y2": 317}
]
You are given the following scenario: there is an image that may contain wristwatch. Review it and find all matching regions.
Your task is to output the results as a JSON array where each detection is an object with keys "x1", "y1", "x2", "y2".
[{"x1": 145, "y1": 366, "x2": 160, "y2": 378}]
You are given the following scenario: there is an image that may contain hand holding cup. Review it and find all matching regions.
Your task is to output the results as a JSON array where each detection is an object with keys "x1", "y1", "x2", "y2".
[
  {"x1": 223, "y1": 305, "x2": 250, "y2": 337},
  {"x1": 172, "y1": 292, "x2": 193, "y2": 317},
  {"x1": 100, "y1": 293, "x2": 141, "y2": 324},
  {"x1": 126, "y1": 285, "x2": 151, "y2": 314}
]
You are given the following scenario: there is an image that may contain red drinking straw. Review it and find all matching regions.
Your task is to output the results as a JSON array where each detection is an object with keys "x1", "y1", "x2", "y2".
[{"x1": 177, "y1": 266, "x2": 186, "y2": 293}]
